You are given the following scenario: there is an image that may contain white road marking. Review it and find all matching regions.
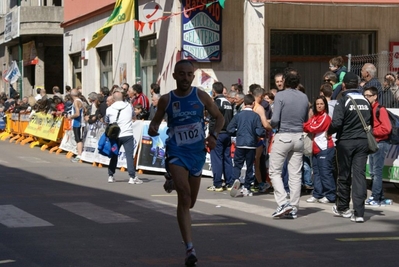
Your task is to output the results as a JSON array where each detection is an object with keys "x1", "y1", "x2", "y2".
[
  {"x1": 17, "y1": 157, "x2": 50, "y2": 164},
  {"x1": 128, "y1": 200, "x2": 226, "y2": 221},
  {"x1": 0, "y1": 205, "x2": 53, "y2": 228},
  {"x1": 54, "y1": 202, "x2": 137, "y2": 224}
]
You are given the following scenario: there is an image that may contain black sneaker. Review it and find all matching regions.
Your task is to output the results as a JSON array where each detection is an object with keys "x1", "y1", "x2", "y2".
[
  {"x1": 185, "y1": 247, "x2": 197, "y2": 266},
  {"x1": 272, "y1": 202, "x2": 293, "y2": 218}
]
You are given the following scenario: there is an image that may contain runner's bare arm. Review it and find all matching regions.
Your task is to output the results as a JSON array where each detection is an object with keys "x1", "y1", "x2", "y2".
[
  {"x1": 255, "y1": 106, "x2": 272, "y2": 131},
  {"x1": 148, "y1": 94, "x2": 169, "y2": 136}
]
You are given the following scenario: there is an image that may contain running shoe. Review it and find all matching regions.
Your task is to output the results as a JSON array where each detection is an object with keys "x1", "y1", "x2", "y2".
[
  {"x1": 272, "y1": 202, "x2": 293, "y2": 218},
  {"x1": 185, "y1": 247, "x2": 197, "y2": 266}
]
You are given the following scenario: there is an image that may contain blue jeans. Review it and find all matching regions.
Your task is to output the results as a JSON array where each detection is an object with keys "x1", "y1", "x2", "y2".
[
  {"x1": 233, "y1": 147, "x2": 255, "y2": 190},
  {"x1": 282, "y1": 159, "x2": 289, "y2": 193},
  {"x1": 369, "y1": 141, "x2": 390, "y2": 201},
  {"x1": 210, "y1": 133, "x2": 233, "y2": 187},
  {"x1": 108, "y1": 135, "x2": 136, "y2": 178},
  {"x1": 302, "y1": 155, "x2": 313, "y2": 187},
  {"x1": 312, "y1": 147, "x2": 336, "y2": 201}
]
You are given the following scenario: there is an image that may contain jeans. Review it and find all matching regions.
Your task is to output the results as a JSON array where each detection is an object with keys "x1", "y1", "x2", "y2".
[
  {"x1": 336, "y1": 139, "x2": 368, "y2": 217},
  {"x1": 282, "y1": 159, "x2": 290, "y2": 193},
  {"x1": 210, "y1": 133, "x2": 233, "y2": 187},
  {"x1": 312, "y1": 148, "x2": 336, "y2": 201},
  {"x1": 369, "y1": 141, "x2": 390, "y2": 201},
  {"x1": 302, "y1": 155, "x2": 313, "y2": 188},
  {"x1": 269, "y1": 132, "x2": 304, "y2": 207},
  {"x1": 108, "y1": 135, "x2": 136, "y2": 178},
  {"x1": 233, "y1": 147, "x2": 255, "y2": 190}
]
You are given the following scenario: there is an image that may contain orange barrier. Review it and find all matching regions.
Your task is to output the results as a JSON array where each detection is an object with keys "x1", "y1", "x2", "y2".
[{"x1": 0, "y1": 113, "x2": 14, "y2": 141}]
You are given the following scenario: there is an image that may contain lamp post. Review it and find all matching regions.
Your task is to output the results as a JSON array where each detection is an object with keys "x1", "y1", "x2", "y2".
[{"x1": 134, "y1": 0, "x2": 140, "y2": 84}]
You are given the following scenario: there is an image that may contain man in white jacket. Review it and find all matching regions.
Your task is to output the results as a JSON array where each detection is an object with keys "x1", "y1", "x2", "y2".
[{"x1": 105, "y1": 90, "x2": 142, "y2": 184}]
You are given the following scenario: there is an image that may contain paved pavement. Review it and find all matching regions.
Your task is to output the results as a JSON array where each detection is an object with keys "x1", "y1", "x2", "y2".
[{"x1": 0, "y1": 141, "x2": 399, "y2": 267}]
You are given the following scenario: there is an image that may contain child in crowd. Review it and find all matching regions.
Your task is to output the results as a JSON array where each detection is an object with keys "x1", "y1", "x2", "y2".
[
  {"x1": 329, "y1": 56, "x2": 347, "y2": 99},
  {"x1": 227, "y1": 94, "x2": 266, "y2": 197},
  {"x1": 134, "y1": 104, "x2": 149, "y2": 120}
]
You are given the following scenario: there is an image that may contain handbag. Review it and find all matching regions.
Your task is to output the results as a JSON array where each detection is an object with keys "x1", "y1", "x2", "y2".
[
  {"x1": 98, "y1": 132, "x2": 119, "y2": 157},
  {"x1": 105, "y1": 105, "x2": 128, "y2": 140},
  {"x1": 348, "y1": 96, "x2": 378, "y2": 154},
  {"x1": 303, "y1": 133, "x2": 313, "y2": 156}
]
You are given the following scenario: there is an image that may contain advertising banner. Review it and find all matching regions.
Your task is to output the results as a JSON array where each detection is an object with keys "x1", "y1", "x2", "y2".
[
  {"x1": 182, "y1": 0, "x2": 222, "y2": 62},
  {"x1": 24, "y1": 113, "x2": 63, "y2": 141}
]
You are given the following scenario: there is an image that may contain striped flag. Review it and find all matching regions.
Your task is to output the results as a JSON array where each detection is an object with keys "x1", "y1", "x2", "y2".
[{"x1": 86, "y1": 0, "x2": 135, "y2": 50}]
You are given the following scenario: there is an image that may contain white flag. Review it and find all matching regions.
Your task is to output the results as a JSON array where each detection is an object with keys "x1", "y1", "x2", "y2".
[{"x1": 5, "y1": 61, "x2": 21, "y2": 84}]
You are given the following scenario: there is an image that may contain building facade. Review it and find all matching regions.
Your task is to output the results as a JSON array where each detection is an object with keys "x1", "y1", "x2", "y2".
[
  {"x1": 0, "y1": 0, "x2": 64, "y2": 97},
  {"x1": 23, "y1": 0, "x2": 399, "y2": 101}
]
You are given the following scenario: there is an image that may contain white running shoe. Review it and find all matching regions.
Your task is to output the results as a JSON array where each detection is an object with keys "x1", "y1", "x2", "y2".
[
  {"x1": 108, "y1": 176, "x2": 115, "y2": 183},
  {"x1": 128, "y1": 176, "x2": 143, "y2": 184}
]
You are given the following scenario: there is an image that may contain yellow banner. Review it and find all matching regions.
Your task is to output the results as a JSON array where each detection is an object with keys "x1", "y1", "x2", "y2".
[
  {"x1": 24, "y1": 113, "x2": 63, "y2": 141},
  {"x1": 86, "y1": 0, "x2": 135, "y2": 50}
]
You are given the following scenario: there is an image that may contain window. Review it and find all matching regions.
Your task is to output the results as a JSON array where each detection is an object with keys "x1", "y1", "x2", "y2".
[
  {"x1": 271, "y1": 31, "x2": 375, "y2": 57},
  {"x1": 71, "y1": 53, "x2": 81, "y2": 89},
  {"x1": 140, "y1": 35, "x2": 157, "y2": 95},
  {"x1": 53, "y1": 0, "x2": 62, "y2": 6},
  {"x1": 98, "y1": 46, "x2": 113, "y2": 90}
]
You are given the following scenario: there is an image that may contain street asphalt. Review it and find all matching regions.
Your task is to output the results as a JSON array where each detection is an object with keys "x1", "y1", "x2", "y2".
[{"x1": 0, "y1": 140, "x2": 399, "y2": 267}]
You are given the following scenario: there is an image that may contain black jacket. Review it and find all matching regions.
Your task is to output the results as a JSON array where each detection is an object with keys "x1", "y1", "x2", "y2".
[
  {"x1": 328, "y1": 89, "x2": 372, "y2": 140},
  {"x1": 209, "y1": 95, "x2": 233, "y2": 133}
]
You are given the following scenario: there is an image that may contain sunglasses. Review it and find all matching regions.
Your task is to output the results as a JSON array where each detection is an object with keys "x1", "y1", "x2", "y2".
[
  {"x1": 364, "y1": 94, "x2": 375, "y2": 98},
  {"x1": 324, "y1": 79, "x2": 331, "y2": 82}
]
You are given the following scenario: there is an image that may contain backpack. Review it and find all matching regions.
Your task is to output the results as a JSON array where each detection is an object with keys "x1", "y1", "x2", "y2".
[
  {"x1": 376, "y1": 105, "x2": 399, "y2": 144},
  {"x1": 105, "y1": 105, "x2": 127, "y2": 140}
]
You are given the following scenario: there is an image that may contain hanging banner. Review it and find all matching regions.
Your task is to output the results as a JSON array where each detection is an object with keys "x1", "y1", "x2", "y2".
[
  {"x1": 4, "y1": 7, "x2": 20, "y2": 42},
  {"x1": 181, "y1": 0, "x2": 222, "y2": 62},
  {"x1": 23, "y1": 41, "x2": 39, "y2": 66}
]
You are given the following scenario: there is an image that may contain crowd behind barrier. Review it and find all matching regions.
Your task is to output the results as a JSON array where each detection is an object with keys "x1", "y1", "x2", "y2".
[
  {"x1": 1, "y1": 109, "x2": 399, "y2": 184},
  {"x1": 0, "y1": 111, "x2": 215, "y2": 175}
]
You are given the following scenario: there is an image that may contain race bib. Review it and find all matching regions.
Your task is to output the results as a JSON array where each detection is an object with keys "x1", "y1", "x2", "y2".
[{"x1": 175, "y1": 122, "x2": 203, "y2": 146}]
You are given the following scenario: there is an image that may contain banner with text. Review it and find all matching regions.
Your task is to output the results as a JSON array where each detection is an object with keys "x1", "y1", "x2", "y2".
[{"x1": 182, "y1": 0, "x2": 222, "y2": 62}]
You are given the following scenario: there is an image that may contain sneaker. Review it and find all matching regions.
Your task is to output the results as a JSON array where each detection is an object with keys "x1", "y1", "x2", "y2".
[
  {"x1": 318, "y1": 197, "x2": 331, "y2": 204},
  {"x1": 108, "y1": 176, "x2": 115, "y2": 183},
  {"x1": 250, "y1": 185, "x2": 259, "y2": 193},
  {"x1": 350, "y1": 214, "x2": 364, "y2": 223},
  {"x1": 381, "y1": 199, "x2": 393, "y2": 206},
  {"x1": 306, "y1": 196, "x2": 318, "y2": 203},
  {"x1": 71, "y1": 156, "x2": 81, "y2": 163},
  {"x1": 258, "y1": 182, "x2": 271, "y2": 193},
  {"x1": 368, "y1": 200, "x2": 380, "y2": 207},
  {"x1": 365, "y1": 196, "x2": 374, "y2": 205},
  {"x1": 241, "y1": 187, "x2": 253, "y2": 197},
  {"x1": 207, "y1": 185, "x2": 224, "y2": 192},
  {"x1": 128, "y1": 176, "x2": 143, "y2": 184},
  {"x1": 230, "y1": 179, "x2": 242, "y2": 197},
  {"x1": 185, "y1": 247, "x2": 197, "y2": 266},
  {"x1": 163, "y1": 179, "x2": 175, "y2": 193},
  {"x1": 226, "y1": 185, "x2": 233, "y2": 191},
  {"x1": 332, "y1": 205, "x2": 352, "y2": 218},
  {"x1": 272, "y1": 202, "x2": 293, "y2": 218},
  {"x1": 284, "y1": 206, "x2": 298, "y2": 219}
]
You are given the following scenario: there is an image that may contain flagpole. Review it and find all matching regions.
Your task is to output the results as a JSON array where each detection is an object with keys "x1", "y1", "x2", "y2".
[
  {"x1": 134, "y1": 0, "x2": 141, "y2": 84},
  {"x1": 18, "y1": 0, "x2": 22, "y2": 98}
]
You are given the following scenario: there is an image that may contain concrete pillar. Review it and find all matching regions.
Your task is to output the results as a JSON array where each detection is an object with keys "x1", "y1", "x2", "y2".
[{"x1": 243, "y1": 1, "x2": 265, "y2": 93}]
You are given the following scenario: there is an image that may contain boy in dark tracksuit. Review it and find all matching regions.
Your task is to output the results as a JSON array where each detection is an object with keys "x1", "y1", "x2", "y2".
[{"x1": 227, "y1": 94, "x2": 265, "y2": 197}]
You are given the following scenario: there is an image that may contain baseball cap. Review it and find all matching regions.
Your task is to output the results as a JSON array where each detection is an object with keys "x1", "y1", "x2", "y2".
[{"x1": 343, "y1": 72, "x2": 359, "y2": 88}]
